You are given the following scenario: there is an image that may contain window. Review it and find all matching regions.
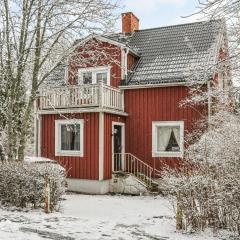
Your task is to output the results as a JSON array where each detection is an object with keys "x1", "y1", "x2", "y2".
[
  {"x1": 78, "y1": 66, "x2": 111, "y2": 85},
  {"x1": 96, "y1": 72, "x2": 108, "y2": 84},
  {"x1": 82, "y1": 72, "x2": 92, "y2": 84},
  {"x1": 55, "y1": 120, "x2": 84, "y2": 156},
  {"x1": 152, "y1": 121, "x2": 184, "y2": 157}
]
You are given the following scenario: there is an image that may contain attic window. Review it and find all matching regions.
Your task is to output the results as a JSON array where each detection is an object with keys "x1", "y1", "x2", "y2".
[
  {"x1": 78, "y1": 66, "x2": 111, "y2": 85},
  {"x1": 152, "y1": 121, "x2": 184, "y2": 157},
  {"x1": 96, "y1": 72, "x2": 108, "y2": 84},
  {"x1": 82, "y1": 72, "x2": 92, "y2": 84}
]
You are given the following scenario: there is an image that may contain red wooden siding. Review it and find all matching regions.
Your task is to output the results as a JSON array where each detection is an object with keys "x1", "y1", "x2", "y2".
[
  {"x1": 110, "y1": 57, "x2": 122, "y2": 87},
  {"x1": 41, "y1": 113, "x2": 99, "y2": 179},
  {"x1": 127, "y1": 53, "x2": 137, "y2": 70},
  {"x1": 103, "y1": 113, "x2": 126, "y2": 179},
  {"x1": 124, "y1": 86, "x2": 207, "y2": 171},
  {"x1": 68, "y1": 40, "x2": 122, "y2": 87}
]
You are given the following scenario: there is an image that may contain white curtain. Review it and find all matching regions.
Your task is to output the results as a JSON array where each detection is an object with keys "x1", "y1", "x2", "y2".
[
  {"x1": 157, "y1": 126, "x2": 172, "y2": 152},
  {"x1": 157, "y1": 126, "x2": 180, "y2": 152},
  {"x1": 61, "y1": 124, "x2": 80, "y2": 151},
  {"x1": 61, "y1": 125, "x2": 69, "y2": 150},
  {"x1": 74, "y1": 125, "x2": 81, "y2": 150},
  {"x1": 173, "y1": 127, "x2": 180, "y2": 147}
]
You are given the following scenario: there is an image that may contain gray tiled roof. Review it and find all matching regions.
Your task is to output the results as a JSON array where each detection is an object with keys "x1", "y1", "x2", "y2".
[
  {"x1": 107, "y1": 20, "x2": 224, "y2": 85},
  {"x1": 43, "y1": 64, "x2": 66, "y2": 87},
  {"x1": 125, "y1": 20, "x2": 224, "y2": 85}
]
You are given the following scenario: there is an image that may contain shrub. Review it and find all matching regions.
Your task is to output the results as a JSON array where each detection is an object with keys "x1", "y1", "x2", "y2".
[
  {"x1": 161, "y1": 111, "x2": 240, "y2": 235},
  {"x1": 0, "y1": 161, "x2": 66, "y2": 211}
]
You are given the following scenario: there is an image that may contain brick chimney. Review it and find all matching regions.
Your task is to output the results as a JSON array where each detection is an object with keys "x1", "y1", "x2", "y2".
[{"x1": 122, "y1": 12, "x2": 139, "y2": 34}]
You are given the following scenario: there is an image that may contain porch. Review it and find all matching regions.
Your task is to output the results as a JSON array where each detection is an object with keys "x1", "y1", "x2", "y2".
[{"x1": 38, "y1": 82, "x2": 124, "y2": 112}]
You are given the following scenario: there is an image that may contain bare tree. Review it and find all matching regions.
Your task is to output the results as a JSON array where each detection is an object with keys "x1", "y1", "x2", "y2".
[{"x1": 0, "y1": 0, "x2": 120, "y2": 160}]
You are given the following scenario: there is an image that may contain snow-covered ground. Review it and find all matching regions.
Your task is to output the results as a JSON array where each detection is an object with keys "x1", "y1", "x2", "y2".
[{"x1": 0, "y1": 194, "x2": 232, "y2": 240}]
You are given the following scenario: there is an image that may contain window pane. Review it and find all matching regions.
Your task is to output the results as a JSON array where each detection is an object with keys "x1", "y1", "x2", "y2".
[
  {"x1": 96, "y1": 72, "x2": 107, "y2": 84},
  {"x1": 61, "y1": 124, "x2": 80, "y2": 151},
  {"x1": 83, "y1": 72, "x2": 92, "y2": 84},
  {"x1": 157, "y1": 126, "x2": 180, "y2": 152}
]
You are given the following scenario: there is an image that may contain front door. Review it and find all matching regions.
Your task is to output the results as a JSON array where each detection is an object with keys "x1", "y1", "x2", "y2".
[{"x1": 113, "y1": 125, "x2": 122, "y2": 171}]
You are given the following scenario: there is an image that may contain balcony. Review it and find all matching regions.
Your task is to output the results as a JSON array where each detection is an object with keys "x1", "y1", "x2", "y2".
[{"x1": 38, "y1": 82, "x2": 124, "y2": 112}]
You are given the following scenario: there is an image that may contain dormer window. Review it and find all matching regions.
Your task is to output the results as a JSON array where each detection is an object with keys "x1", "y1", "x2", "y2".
[
  {"x1": 78, "y1": 66, "x2": 111, "y2": 85},
  {"x1": 82, "y1": 72, "x2": 92, "y2": 84},
  {"x1": 96, "y1": 72, "x2": 108, "y2": 84}
]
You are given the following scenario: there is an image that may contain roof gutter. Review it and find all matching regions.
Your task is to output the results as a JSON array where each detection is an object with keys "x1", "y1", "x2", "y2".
[{"x1": 119, "y1": 81, "x2": 207, "y2": 90}]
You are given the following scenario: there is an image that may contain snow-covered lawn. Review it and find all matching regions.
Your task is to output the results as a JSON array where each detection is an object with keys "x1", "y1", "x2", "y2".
[{"x1": 0, "y1": 194, "x2": 231, "y2": 240}]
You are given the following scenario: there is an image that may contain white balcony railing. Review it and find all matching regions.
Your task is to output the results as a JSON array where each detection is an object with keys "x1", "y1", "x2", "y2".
[{"x1": 38, "y1": 82, "x2": 124, "y2": 112}]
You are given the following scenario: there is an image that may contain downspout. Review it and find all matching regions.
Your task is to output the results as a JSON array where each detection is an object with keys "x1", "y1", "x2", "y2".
[
  {"x1": 121, "y1": 47, "x2": 129, "y2": 82},
  {"x1": 207, "y1": 80, "x2": 211, "y2": 124},
  {"x1": 124, "y1": 48, "x2": 130, "y2": 81},
  {"x1": 120, "y1": 47, "x2": 129, "y2": 111},
  {"x1": 120, "y1": 47, "x2": 125, "y2": 80}
]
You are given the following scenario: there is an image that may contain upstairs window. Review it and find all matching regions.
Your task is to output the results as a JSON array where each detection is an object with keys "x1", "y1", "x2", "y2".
[
  {"x1": 82, "y1": 72, "x2": 92, "y2": 84},
  {"x1": 78, "y1": 66, "x2": 110, "y2": 85},
  {"x1": 152, "y1": 121, "x2": 184, "y2": 157},
  {"x1": 55, "y1": 120, "x2": 84, "y2": 157}
]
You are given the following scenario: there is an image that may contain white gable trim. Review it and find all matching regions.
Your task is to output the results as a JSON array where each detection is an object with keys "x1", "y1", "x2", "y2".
[
  {"x1": 74, "y1": 34, "x2": 125, "y2": 50},
  {"x1": 73, "y1": 34, "x2": 140, "y2": 57}
]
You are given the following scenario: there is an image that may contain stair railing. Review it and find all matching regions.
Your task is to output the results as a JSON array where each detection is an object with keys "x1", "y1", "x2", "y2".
[{"x1": 114, "y1": 153, "x2": 154, "y2": 186}]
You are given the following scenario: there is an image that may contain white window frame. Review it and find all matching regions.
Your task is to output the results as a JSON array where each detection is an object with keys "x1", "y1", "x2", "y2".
[
  {"x1": 152, "y1": 121, "x2": 184, "y2": 158},
  {"x1": 55, "y1": 119, "x2": 84, "y2": 157},
  {"x1": 78, "y1": 66, "x2": 111, "y2": 85}
]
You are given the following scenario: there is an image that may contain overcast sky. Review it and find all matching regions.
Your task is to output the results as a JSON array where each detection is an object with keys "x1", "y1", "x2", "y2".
[{"x1": 116, "y1": 0, "x2": 203, "y2": 31}]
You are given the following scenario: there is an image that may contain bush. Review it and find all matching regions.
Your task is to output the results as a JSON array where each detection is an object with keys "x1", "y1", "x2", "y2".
[
  {"x1": 161, "y1": 111, "x2": 240, "y2": 235},
  {"x1": 0, "y1": 161, "x2": 66, "y2": 211}
]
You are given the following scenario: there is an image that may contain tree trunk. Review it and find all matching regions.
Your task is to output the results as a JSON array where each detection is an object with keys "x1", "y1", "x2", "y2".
[{"x1": 17, "y1": 103, "x2": 33, "y2": 161}]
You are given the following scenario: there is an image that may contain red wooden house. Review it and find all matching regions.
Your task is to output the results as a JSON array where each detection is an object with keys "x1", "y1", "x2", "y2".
[{"x1": 35, "y1": 12, "x2": 230, "y2": 194}]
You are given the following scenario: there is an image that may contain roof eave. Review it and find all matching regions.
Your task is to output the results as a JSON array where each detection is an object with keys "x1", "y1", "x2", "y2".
[{"x1": 119, "y1": 80, "x2": 208, "y2": 90}]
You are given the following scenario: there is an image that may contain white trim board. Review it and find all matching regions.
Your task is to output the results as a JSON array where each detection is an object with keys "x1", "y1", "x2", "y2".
[
  {"x1": 37, "y1": 108, "x2": 128, "y2": 116},
  {"x1": 99, "y1": 112, "x2": 104, "y2": 180},
  {"x1": 37, "y1": 115, "x2": 42, "y2": 157},
  {"x1": 152, "y1": 121, "x2": 184, "y2": 158}
]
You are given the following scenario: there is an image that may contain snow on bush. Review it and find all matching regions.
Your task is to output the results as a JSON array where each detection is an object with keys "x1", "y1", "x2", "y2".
[
  {"x1": 161, "y1": 111, "x2": 240, "y2": 235},
  {"x1": 0, "y1": 162, "x2": 66, "y2": 211}
]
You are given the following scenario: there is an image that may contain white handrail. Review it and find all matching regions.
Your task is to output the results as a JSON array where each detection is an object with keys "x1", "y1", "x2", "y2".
[
  {"x1": 102, "y1": 85, "x2": 124, "y2": 111},
  {"x1": 113, "y1": 153, "x2": 155, "y2": 187}
]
